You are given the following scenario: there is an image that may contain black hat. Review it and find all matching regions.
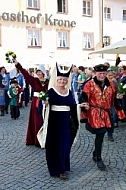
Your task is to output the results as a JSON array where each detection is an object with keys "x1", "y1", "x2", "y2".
[
  {"x1": 56, "y1": 62, "x2": 72, "y2": 78},
  {"x1": 94, "y1": 64, "x2": 108, "y2": 72}
]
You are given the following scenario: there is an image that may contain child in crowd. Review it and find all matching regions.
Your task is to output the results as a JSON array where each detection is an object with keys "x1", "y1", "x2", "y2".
[{"x1": 7, "y1": 79, "x2": 22, "y2": 119}]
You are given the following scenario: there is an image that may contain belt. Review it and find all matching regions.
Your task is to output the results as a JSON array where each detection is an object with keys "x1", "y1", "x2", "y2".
[
  {"x1": 34, "y1": 92, "x2": 39, "y2": 97},
  {"x1": 90, "y1": 104, "x2": 109, "y2": 113},
  {"x1": 51, "y1": 105, "x2": 70, "y2": 111},
  {"x1": 90, "y1": 104, "x2": 112, "y2": 122}
]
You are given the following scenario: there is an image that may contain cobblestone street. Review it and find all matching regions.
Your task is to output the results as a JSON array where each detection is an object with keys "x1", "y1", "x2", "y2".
[{"x1": 0, "y1": 104, "x2": 126, "y2": 190}]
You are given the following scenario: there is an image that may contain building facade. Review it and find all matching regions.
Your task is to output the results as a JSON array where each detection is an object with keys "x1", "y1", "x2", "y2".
[
  {"x1": 0, "y1": 0, "x2": 126, "y2": 69},
  {"x1": 102, "y1": 0, "x2": 126, "y2": 64}
]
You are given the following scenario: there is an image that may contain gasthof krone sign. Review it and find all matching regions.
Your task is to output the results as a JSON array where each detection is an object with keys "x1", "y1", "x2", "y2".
[{"x1": 0, "y1": 11, "x2": 76, "y2": 28}]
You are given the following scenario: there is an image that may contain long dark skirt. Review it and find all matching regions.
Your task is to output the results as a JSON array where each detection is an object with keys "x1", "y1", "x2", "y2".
[{"x1": 45, "y1": 110, "x2": 71, "y2": 177}]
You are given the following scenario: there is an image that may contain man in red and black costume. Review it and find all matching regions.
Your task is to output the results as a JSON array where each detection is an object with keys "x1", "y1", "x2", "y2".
[{"x1": 80, "y1": 64, "x2": 125, "y2": 170}]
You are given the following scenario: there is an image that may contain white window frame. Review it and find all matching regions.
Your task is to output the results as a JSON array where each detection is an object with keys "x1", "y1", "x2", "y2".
[
  {"x1": 27, "y1": 29, "x2": 41, "y2": 47},
  {"x1": 82, "y1": 0, "x2": 92, "y2": 16},
  {"x1": 57, "y1": 0, "x2": 67, "y2": 13},
  {"x1": 57, "y1": 31, "x2": 69, "y2": 48},
  {"x1": 27, "y1": 0, "x2": 39, "y2": 9},
  {"x1": 104, "y1": 7, "x2": 112, "y2": 20},
  {"x1": 123, "y1": 9, "x2": 126, "y2": 21},
  {"x1": 83, "y1": 33, "x2": 93, "y2": 49}
]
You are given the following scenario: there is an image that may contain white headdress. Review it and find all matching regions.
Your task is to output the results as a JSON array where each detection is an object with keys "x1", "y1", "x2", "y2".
[{"x1": 36, "y1": 65, "x2": 47, "y2": 78}]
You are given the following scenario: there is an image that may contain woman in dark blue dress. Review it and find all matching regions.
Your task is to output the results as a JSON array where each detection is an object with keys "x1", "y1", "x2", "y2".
[
  {"x1": 43, "y1": 63, "x2": 85, "y2": 179},
  {"x1": 45, "y1": 87, "x2": 75, "y2": 178}
]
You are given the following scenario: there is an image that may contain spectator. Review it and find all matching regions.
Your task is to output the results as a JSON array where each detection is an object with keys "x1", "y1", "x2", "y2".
[
  {"x1": 0, "y1": 67, "x2": 5, "y2": 116},
  {"x1": 119, "y1": 66, "x2": 126, "y2": 115},
  {"x1": 72, "y1": 67, "x2": 79, "y2": 104},
  {"x1": 76, "y1": 66, "x2": 86, "y2": 98}
]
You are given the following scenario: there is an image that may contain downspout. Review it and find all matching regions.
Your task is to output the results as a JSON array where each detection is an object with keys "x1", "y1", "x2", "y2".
[{"x1": 101, "y1": 0, "x2": 104, "y2": 58}]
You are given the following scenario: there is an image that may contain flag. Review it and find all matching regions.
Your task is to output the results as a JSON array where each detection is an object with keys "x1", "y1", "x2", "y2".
[{"x1": 115, "y1": 54, "x2": 121, "y2": 67}]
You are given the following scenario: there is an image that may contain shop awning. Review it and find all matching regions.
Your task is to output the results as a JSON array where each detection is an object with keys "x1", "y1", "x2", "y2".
[{"x1": 89, "y1": 39, "x2": 126, "y2": 55}]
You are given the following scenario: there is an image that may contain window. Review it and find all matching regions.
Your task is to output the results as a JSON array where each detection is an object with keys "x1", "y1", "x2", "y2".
[
  {"x1": 27, "y1": 29, "x2": 41, "y2": 47},
  {"x1": 57, "y1": 0, "x2": 67, "y2": 13},
  {"x1": 83, "y1": 33, "x2": 93, "y2": 49},
  {"x1": 123, "y1": 10, "x2": 126, "y2": 21},
  {"x1": 104, "y1": 7, "x2": 111, "y2": 20},
  {"x1": 57, "y1": 31, "x2": 69, "y2": 48},
  {"x1": 103, "y1": 36, "x2": 110, "y2": 46},
  {"x1": 27, "y1": 0, "x2": 39, "y2": 9},
  {"x1": 82, "y1": 0, "x2": 92, "y2": 16}
]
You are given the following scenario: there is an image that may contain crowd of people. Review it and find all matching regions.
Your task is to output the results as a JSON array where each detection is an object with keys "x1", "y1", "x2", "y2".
[
  {"x1": 0, "y1": 60, "x2": 126, "y2": 179},
  {"x1": 0, "y1": 66, "x2": 30, "y2": 117},
  {"x1": 0, "y1": 66, "x2": 50, "y2": 118}
]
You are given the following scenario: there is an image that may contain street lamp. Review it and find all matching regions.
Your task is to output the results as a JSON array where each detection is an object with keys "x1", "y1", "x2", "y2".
[
  {"x1": 49, "y1": 52, "x2": 55, "y2": 58},
  {"x1": 103, "y1": 35, "x2": 110, "y2": 47}
]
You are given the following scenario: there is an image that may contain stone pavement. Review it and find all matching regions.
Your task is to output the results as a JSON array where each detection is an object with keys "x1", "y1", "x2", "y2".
[{"x1": 0, "y1": 105, "x2": 126, "y2": 190}]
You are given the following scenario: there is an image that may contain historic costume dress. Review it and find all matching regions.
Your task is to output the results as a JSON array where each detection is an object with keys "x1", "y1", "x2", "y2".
[
  {"x1": 45, "y1": 87, "x2": 78, "y2": 177},
  {"x1": 37, "y1": 63, "x2": 79, "y2": 178},
  {"x1": 8, "y1": 84, "x2": 19, "y2": 119},
  {"x1": 80, "y1": 64, "x2": 125, "y2": 170},
  {"x1": 16, "y1": 63, "x2": 48, "y2": 146},
  {"x1": 81, "y1": 76, "x2": 125, "y2": 134}
]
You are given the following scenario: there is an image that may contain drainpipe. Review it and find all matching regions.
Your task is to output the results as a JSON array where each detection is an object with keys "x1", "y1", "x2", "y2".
[{"x1": 101, "y1": 0, "x2": 104, "y2": 58}]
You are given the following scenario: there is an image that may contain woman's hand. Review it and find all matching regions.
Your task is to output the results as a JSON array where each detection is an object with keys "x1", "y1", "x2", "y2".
[
  {"x1": 14, "y1": 59, "x2": 18, "y2": 65},
  {"x1": 80, "y1": 102, "x2": 90, "y2": 110},
  {"x1": 43, "y1": 100, "x2": 48, "y2": 107},
  {"x1": 116, "y1": 93, "x2": 123, "y2": 99}
]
